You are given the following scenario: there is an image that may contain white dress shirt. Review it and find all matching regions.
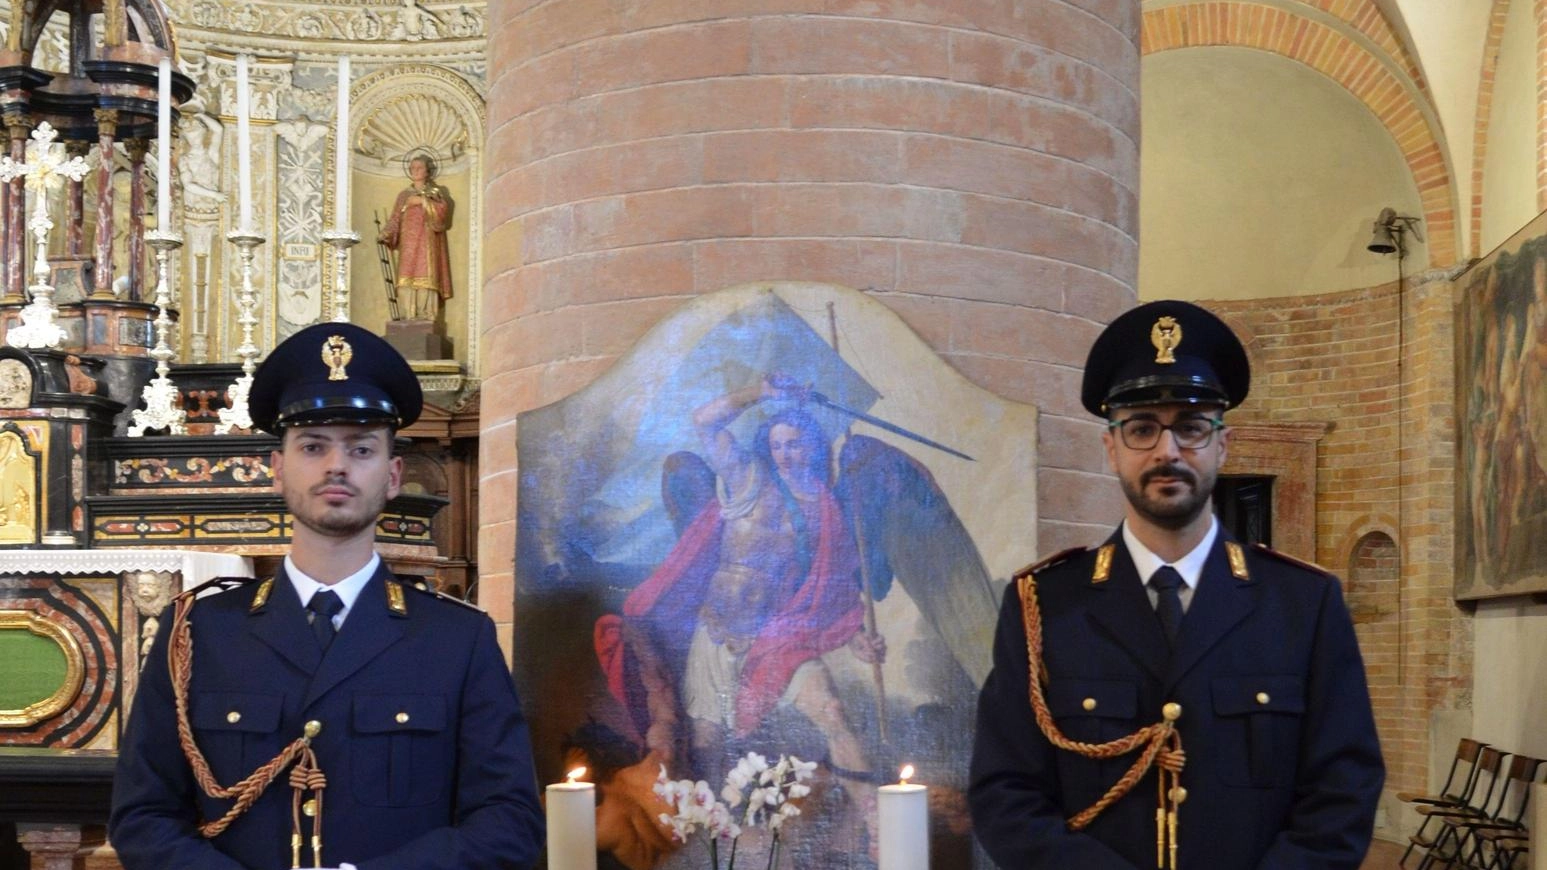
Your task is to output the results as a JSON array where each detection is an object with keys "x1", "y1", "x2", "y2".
[
  {"x1": 1122, "y1": 515, "x2": 1219, "y2": 615},
  {"x1": 284, "y1": 553, "x2": 380, "y2": 630}
]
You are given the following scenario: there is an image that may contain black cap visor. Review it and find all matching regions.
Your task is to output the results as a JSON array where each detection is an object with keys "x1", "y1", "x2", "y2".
[{"x1": 276, "y1": 395, "x2": 401, "y2": 430}]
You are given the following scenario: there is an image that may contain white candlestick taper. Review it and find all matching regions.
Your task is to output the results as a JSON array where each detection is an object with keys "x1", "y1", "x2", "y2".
[
  {"x1": 156, "y1": 57, "x2": 171, "y2": 229},
  {"x1": 334, "y1": 55, "x2": 351, "y2": 229},
  {"x1": 235, "y1": 54, "x2": 252, "y2": 232}
]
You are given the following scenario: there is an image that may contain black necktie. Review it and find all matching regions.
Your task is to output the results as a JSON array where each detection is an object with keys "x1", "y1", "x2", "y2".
[
  {"x1": 1149, "y1": 567, "x2": 1184, "y2": 648},
  {"x1": 307, "y1": 590, "x2": 344, "y2": 651}
]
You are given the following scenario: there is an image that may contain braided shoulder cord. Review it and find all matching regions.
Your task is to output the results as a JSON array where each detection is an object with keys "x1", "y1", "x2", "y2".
[
  {"x1": 1017, "y1": 574, "x2": 1184, "y2": 831},
  {"x1": 168, "y1": 593, "x2": 313, "y2": 839}
]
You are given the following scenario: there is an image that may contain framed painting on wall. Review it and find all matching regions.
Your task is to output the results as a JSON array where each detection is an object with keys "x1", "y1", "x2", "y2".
[{"x1": 1455, "y1": 211, "x2": 1547, "y2": 599}]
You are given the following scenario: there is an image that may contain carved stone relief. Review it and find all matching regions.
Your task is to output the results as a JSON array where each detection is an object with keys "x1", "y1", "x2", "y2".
[
  {"x1": 167, "y1": 0, "x2": 484, "y2": 45},
  {"x1": 275, "y1": 118, "x2": 327, "y2": 328}
]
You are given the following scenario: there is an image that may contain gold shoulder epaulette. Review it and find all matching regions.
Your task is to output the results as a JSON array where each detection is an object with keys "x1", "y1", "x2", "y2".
[
  {"x1": 1250, "y1": 543, "x2": 1335, "y2": 578},
  {"x1": 1014, "y1": 546, "x2": 1093, "y2": 581},
  {"x1": 400, "y1": 577, "x2": 486, "y2": 613}
]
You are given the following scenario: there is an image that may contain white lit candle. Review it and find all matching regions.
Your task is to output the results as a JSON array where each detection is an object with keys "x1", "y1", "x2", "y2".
[
  {"x1": 546, "y1": 766, "x2": 597, "y2": 870},
  {"x1": 333, "y1": 55, "x2": 350, "y2": 229},
  {"x1": 878, "y1": 765, "x2": 928, "y2": 870},
  {"x1": 235, "y1": 53, "x2": 252, "y2": 232},
  {"x1": 156, "y1": 57, "x2": 171, "y2": 229}
]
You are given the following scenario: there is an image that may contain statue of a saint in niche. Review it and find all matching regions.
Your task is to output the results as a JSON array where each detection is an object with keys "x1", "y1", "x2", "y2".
[{"x1": 377, "y1": 152, "x2": 453, "y2": 321}]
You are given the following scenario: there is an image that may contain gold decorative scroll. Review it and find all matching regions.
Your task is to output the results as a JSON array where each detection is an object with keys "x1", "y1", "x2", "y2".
[{"x1": 0, "y1": 610, "x2": 86, "y2": 728}]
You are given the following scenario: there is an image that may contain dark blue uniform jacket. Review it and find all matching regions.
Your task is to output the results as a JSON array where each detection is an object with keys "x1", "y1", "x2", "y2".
[
  {"x1": 110, "y1": 562, "x2": 545, "y2": 870},
  {"x1": 969, "y1": 529, "x2": 1383, "y2": 869}
]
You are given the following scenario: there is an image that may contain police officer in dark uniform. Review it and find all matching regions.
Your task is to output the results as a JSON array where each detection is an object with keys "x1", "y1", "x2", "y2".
[
  {"x1": 110, "y1": 323, "x2": 545, "y2": 870},
  {"x1": 968, "y1": 300, "x2": 1383, "y2": 869}
]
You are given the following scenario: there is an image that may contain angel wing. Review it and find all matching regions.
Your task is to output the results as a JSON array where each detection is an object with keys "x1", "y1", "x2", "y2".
[
  {"x1": 835, "y1": 434, "x2": 998, "y2": 685},
  {"x1": 661, "y1": 450, "x2": 716, "y2": 536}
]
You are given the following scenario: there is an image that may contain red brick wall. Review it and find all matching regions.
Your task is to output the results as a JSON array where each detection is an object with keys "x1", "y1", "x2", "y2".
[
  {"x1": 482, "y1": 0, "x2": 1146, "y2": 629},
  {"x1": 1207, "y1": 276, "x2": 1467, "y2": 812}
]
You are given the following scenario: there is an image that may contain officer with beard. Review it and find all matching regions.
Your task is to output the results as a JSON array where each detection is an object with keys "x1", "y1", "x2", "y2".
[{"x1": 968, "y1": 300, "x2": 1383, "y2": 869}]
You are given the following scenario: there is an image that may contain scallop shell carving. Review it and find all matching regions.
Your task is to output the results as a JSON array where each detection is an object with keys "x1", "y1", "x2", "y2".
[{"x1": 356, "y1": 93, "x2": 469, "y2": 164}]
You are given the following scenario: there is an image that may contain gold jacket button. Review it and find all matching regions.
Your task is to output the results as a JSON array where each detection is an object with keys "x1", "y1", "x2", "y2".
[
  {"x1": 226, "y1": 711, "x2": 241, "y2": 724},
  {"x1": 1256, "y1": 692, "x2": 1270, "y2": 705},
  {"x1": 1081, "y1": 697, "x2": 1097, "y2": 711},
  {"x1": 395, "y1": 712, "x2": 410, "y2": 724},
  {"x1": 302, "y1": 799, "x2": 318, "y2": 817},
  {"x1": 1162, "y1": 702, "x2": 1183, "y2": 721},
  {"x1": 304, "y1": 720, "x2": 323, "y2": 738}
]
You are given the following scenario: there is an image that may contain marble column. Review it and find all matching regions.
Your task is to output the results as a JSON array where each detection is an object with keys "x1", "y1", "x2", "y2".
[
  {"x1": 65, "y1": 140, "x2": 89, "y2": 258},
  {"x1": 92, "y1": 109, "x2": 118, "y2": 299},
  {"x1": 15, "y1": 824, "x2": 105, "y2": 870},
  {"x1": 124, "y1": 138, "x2": 148, "y2": 302},
  {"x1": 3, "y1": 112, "x2": 30, "y2": 303}
]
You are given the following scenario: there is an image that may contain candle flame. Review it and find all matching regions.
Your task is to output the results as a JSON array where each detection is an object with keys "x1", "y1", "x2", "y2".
[
  {"x1": 898, "y1": 764, "x2": 915, "y2": 785},
  {"x1": 567, "y1": 766, "x2": 587, "y2": 783}
]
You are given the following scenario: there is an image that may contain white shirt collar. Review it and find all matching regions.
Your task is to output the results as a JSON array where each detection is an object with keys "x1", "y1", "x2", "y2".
[
  {"x1": 284, "y1": 553, "x2": 380, "y2": 628},
  {"x1": 1123, "y1": 515, "x2": 1219, "y2": 592}
]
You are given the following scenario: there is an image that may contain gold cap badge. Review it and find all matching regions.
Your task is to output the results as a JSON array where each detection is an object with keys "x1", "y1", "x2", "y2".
[
  {"x1": 322, "y1": 335, "x2": 353, "y2": 381},
  {"x1": 1151, "y1": 316, "x2": 1182, "y2": 364}
]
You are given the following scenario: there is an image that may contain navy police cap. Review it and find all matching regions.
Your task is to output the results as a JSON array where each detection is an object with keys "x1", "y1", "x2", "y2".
[
  {"x1": 249, "y1": 322, "x2": 422, "y2": 435},
  {"x1": 1080, "y1": 300, "x2": 1249, "y2": 417}
]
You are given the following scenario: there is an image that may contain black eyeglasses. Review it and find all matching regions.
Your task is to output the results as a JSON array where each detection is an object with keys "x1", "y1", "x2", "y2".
[{"x1": 1108, "y1": 417, "x2": 1225, "y2": 450}]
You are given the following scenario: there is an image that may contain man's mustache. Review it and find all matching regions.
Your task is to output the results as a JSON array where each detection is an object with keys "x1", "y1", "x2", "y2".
[
  {"x1": 311, "y1": 476, "x2": 357, "y2": 496},
  {"x1": 1141, "y1": 465, "x2": 1196, "y2": 487}
]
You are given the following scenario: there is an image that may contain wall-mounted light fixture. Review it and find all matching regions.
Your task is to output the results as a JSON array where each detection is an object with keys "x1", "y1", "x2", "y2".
[{"x1": 1366, "y1": 207, "x2": 1424, "y2": 257}]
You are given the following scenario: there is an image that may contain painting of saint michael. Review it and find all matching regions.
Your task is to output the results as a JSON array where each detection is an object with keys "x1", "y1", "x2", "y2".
[{"x1": 515, "y1": 282, "x2": 1038, "y2": 869}]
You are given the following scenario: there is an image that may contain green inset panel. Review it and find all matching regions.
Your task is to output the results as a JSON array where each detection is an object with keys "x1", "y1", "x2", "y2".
[{"x1": 0, "y1": 631, "x2": 68, "y2": 709}]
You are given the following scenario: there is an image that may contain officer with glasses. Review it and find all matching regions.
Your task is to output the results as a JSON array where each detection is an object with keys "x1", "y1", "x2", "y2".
[{"x1": 969, "y1": 300, "x2": 1383, "y2": 869}]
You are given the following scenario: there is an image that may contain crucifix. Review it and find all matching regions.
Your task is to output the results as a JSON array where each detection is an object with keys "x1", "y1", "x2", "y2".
[{"x1": 0, "y1": 121, "x2": 92, "y2": 348}]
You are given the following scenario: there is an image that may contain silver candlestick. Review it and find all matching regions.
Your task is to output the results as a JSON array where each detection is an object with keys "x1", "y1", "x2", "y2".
[
  {"x1": 215, "y1": 229, "x2": 265, "y2": 434},
  {"x1": 321, "y1": 227, "x2": 359, "y2": 322},
  {"x1": 128, "y1": 229, "x2": 187, "y2": 436}
]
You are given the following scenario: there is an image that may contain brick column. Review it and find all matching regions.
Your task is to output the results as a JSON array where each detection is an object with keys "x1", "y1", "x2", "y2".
[
  {"x1": 1538, "y1": 0, "x2": 1547, "y2": 209},
  {"x1": 483, "y1": 0, "x2": 1143, "y2": 639}
]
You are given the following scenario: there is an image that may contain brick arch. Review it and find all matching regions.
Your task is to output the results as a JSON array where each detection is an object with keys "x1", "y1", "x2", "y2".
[
  {"x1": 1474, "y1": 0, "x2": 1512, "y2": 257},
  {"x1": 1142, "y1": 3, "x2": 1457, "y2": 266}
]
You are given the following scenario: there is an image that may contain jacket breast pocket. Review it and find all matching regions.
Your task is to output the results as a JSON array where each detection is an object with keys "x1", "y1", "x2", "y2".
[
  {"x1": 351, "y1": 694, "x2": 448, "y2": 807},
  {"x1": 1047, "y1": 678, "x2": 1139, "y2": 743},
  {"x1": 191, "y1": 692, "x2": 284, "y2": 778},
  {"x1": 1211, "y1": 675, "x2": 1305, "y2": 788}
]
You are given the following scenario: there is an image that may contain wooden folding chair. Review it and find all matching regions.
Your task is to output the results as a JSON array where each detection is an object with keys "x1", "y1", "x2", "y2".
[
  {"x1": 1400, "y1": 739, "x2": 1494, "y2": 868},
  {"x1": 1453, "y1": 756, "x2": 1543, "y2": 870},
  {"x1": 1409, "y1": 745, "x2": 1508, "y2": 869},
  {"x1": 1418, "y1": 752, "x2": 1538, "y2": 870},
  {"x1": 1481, "y1": 835, "x2": 1528, "y2": 870}
]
